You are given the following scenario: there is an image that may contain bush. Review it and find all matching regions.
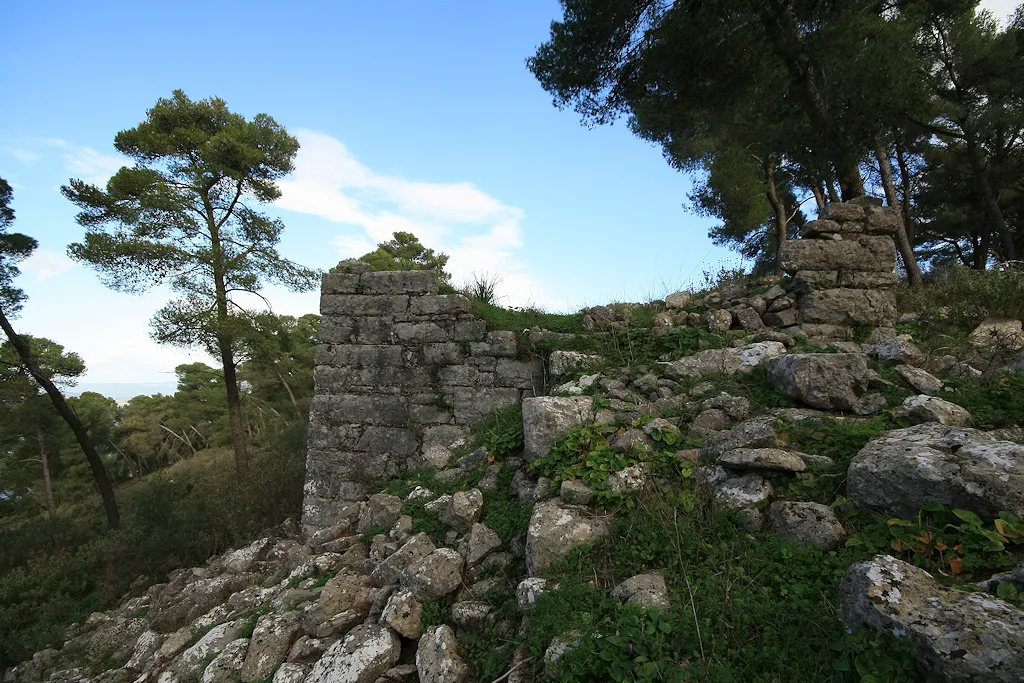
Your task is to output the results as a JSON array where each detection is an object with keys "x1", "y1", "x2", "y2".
[
  {"x1": 0, "y1": 436, "x2": 306, "y2": 667},
  {"x1": 898, "y1": 266, "x2": 1024, "y2": 332}
]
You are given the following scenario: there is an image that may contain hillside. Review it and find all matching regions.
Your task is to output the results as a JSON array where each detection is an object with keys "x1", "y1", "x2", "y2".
[{"x1": 4, "y1": 199, "x2": 1023, "y2": 683}]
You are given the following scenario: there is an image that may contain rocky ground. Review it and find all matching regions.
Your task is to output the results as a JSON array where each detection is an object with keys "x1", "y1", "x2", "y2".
[{"x1": 6, "y1": 273, "x2": 1024, "y2": 683}]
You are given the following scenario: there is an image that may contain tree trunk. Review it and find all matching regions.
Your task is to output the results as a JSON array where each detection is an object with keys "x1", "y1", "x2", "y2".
[
  {"x1": 894, "y1": 137, "x2": 916, "y2": 242},
  {"x1": 277, "y1": 370, "x2": 302, "y2": 418},
  {"x1": 834, "y1": 150, "x2": 866, "y2": 201},
  {"x1": 0, "y1": 307, "x2": 119, "y2": 529},
  {"x1": 874, "y1": 141, "x2": 924, "y2": 289},
  {"x1": 37, "y1": 424, "x2": 56, "y2": 520},
  {"x1": 764, "y1": 155, "x2": 788, "y2": 275},
  {"x1": 220, "y1": 335, "x2": 249, "y2": 477},
  {"x1": 811, "y1": 185, "x2": 826, "y2": 213},
  {"x1": 975, "y1": 226, "x2": 991, "y2": 270},
  {"x1": 208, "y1": 215, "x2": 249, "y2": 477},
  {"x1": 964, "y1": 131, "x2": 1017, "y2": 262},
  {"x1": 826, "y1": 179, "x2": 841, "y2": 203}
]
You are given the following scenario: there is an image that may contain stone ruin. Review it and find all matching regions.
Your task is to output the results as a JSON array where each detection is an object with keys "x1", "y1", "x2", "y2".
[
  {"x1": 302, "y1": 200, "x2": 902, "y2": 535},
  {"x1": 303, "y1": 265, "x2": 541, "y2": 535},
  {"x1": 781, "y1": 198, "x2": 899, "y2": 331}
]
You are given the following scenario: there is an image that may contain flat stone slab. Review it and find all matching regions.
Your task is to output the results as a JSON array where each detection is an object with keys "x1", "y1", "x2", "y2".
[{"x1": 717, "y1": 448, "x2": 807, "y2": 473}]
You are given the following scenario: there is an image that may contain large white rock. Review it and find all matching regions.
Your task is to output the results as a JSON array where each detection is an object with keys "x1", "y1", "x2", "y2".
[
  {"x1": 766, "y1": 353, "x2": 872, "y2": 410},
  {"x1": 901, "y1": 394, "x2": 972, "y2": 426},
  {"x1": 239, "y1": 611, "x2": 302, "y2": 682},
  {"x1": 970, "y1": 318, "x2": 1024, "y2": 350},
  {"x1": 200, "y1": 638, "x2": 249, "y2": 683},
  {"x1": 526, "y1": 501, "x2": 611, "y2": 575},
  {"x1": 848, "y1": 423, "x2": 1024, "y2": 519},
  {"x1": 417, "y1": 625, "x2": 470, "y2": 683},
  {"x1": 663, "y1": 342, "x2": 786, "y2": 380},
  {"x1": 305, "y1": 624, "x2": 400, "y2": 683},
  {"x1": 841, "y1": 555, "x2": 1024, "y2": 682},
  {"x1": 522, "y1": 396, "x2": 595, "y2": 462},
  {"x1": 403, "y1": 549, "x2": 465, "y2": 601}
]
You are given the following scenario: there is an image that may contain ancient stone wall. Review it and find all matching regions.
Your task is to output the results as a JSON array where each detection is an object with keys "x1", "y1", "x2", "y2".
[
  {"x1": 781, "y1": 199, "x2": 899, "y2": 329},
  {"x1": 302, "y1": 266, "x2": 541, "y2": 534}
]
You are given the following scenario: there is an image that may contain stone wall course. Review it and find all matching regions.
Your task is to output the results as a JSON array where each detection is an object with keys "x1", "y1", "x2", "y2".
[{"x1": 303, "y1": 267, "x2": 538, "y2": 536}]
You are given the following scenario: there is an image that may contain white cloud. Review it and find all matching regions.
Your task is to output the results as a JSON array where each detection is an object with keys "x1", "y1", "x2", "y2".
[
  {"x1": 276, "y1": 130, "x2": 554, "y2": 308},
  {"x1": 61, "y1": 145, "x2": 124, "y2": 186},
  {"x1": 21, "y1": 249, "x2": 74, "y2": 280},
  {"x1": 1, "y1": 147, "x2": 39, "y2": 163}
]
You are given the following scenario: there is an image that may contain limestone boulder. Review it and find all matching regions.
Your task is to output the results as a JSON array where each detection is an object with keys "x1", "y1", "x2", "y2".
[
  {"x1": 558, "y1": 479, "x2": 592, "y2": 505},
  {"x1": 239, "y1": 611, "x2": 302, "y2": 682},
  {"x1": 864, "y1": 338, "x2": 923, "y2": 366},
  {"x1": 848, "y1": 423, "x2": 1024, "y2": 519},
  {"x1": 272, "y1": 663, "x2": 308, "y2": 683},
  {"x1": 357, "y1": 494, "x2": 403, "y2": 534},
  {"x1": 663, "y1": 342, "x2": 786, "y2": 380},
  {"x1": 167, "y1": 619, "x2": 246, "y2": 683},
  {"x1": 305, "y1": 624, "x2": 401, "y2": 683},
  {"x1": 319, "y1": 569, "x2": 377, "y2": 622},
  {"x1": 458, "y1": 523, "x2": 502, "y2": 567},
  {"x1": 895, "y1": 365, "x2": 943, "y2": 395},
  {"x1": 901, "y1": 395, "x2": 972, "y2": 426},
  {"x1": 610, "y1": 573, "x2": 670, "y2": 609},
  {"x1": 451, "y1": 601, "x2": 492, "y2": 633},
  {"x1": 766, "y1": 353, "x2": 871, "y2": 411},
  {"x1": 702, "y1": 417, "x2": 778, "y2": 458},
  {"x1": 438, "y1": 489, "x2": 484, "y2": 533},
  {"x1": 841, "y1": 555, "x2": 1024, "y2": 682},
  {"x1": 769, "y1": 501, "x2": 846, "y2": 550},
  {"x1": 403, "y1": 549, "x2": 465, "y2": 601},
  {"x1": 798, "y1": 288, "x2": 897, "y2": 327},
  {"x1": 548, "y1": 351, "x2": 602, "y2": 377},
  {"x1": 717, "y1": 448, "x2": 806, "y2": 473},
  {"x1": 969, "y1": 318, "x2": 1024, "y2": 350},
  {"x1": 701, "y1": 308, "x2": 733, "y2": 332},
  {"x1": 200, "y1": 638, "x2": 248, "y2": 683},
  {"x1": 379, "y1": 588, "x2": 423, "y2": 640},
  {"x1": 417, "y1": 625, "x2": 470, "y2": 683},
  {"x1": 780, "y1": 235, "x2": 896, "y2": 273},
  {"x1": 526, "y1": 501, "x2": 611, "y2": 575},
  {"x1": 711, "y1": 473, "x2": 772, "y2": 510},
  {"x1": 523, "y1": 396, "x2": 595, "y2": 462}
]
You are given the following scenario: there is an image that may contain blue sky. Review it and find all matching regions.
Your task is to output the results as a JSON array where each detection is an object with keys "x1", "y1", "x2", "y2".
[{"x1": 0, "y1": 1, "x2": 1018, "y2": 391}]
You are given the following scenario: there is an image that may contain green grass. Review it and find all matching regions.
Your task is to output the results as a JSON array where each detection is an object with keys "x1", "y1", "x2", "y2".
[
  {"x1": 774, "y1": 415, "x2": 896, "y2": 504},
  {"x1": 524, "y1": 489, "x2": 920, "y2": 682},
  {"x1": 943, "y1": 373, "x2": 1024, "y2": 430}
]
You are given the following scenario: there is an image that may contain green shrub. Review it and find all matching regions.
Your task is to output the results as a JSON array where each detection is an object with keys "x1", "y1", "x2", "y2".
[
  {"x1": 0, "y1": 437, "x2": 306, "y2": 667},
  {"x1": 943, "y1": 373, "x2": 1024, "y2": 429},
  {"x1": 897, "y1": 266, "x2": 1024, "y2": 332},
  {"x1": 475, "y1": 404, "x2": 525, "y2": 459},
  {"x1": 522, "y1": 488, "x2": 932, "y2": 681}
]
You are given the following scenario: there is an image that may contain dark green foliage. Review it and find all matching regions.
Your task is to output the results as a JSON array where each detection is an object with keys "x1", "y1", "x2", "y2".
[
  {"x1": 0, "y1": 433, "x2": 306, "y2": 666},
  {"x1": 843, "y1": 503, "x2": 1024, "y2": 582},
  {"x1": 63, "y1": 91, "x2": 319, "y2": 475},
  {"x1": 0, "y1": 176, "x2": 37, "y2": 313},
  {"x1": 775, "y1": 415, "x2": 895, "y2": 504},
  {"x1": 355, "y1": 231, "x2": 452, "y2": 283},
  {"x1": 897, "y1": 267, "x2": 1024, "y2": 333},
  {"x1": 474, "y1": 404, "x2": 524, "y2": 459},
  {"x1": 526, "y1": 491, "x2": 921, "y2": 681},
  {"x1": 944, "y1": 373, "x2": 1024, "y2": 429}
]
